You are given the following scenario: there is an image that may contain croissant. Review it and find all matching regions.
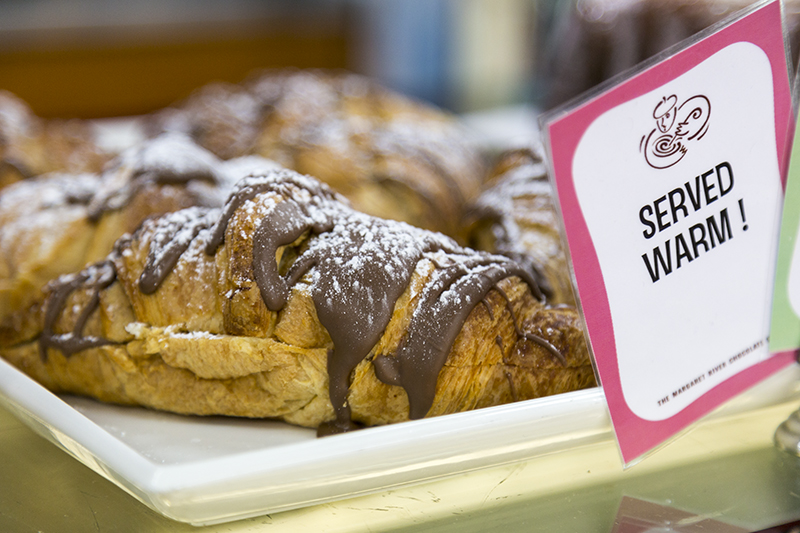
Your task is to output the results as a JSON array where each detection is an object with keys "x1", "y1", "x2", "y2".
[
  {"x1": 0, "y1": 91, "x2": 111, "y2": 189},
  {"x1": 0, "y1": 169, "x2": 594, "y2": 434},
  {"x1": 149, "y1": 69, "x2": 486, "y2": 238},
  {"x1": 464, "y1": 147, "x2": 576, "y2": 306},
  {"x1": 0, "y1": 132, "x2": 279, "y2": 343}
]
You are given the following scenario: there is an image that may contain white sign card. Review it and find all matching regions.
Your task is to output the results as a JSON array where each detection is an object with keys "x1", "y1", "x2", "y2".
[{"x1": 542, "y1": 0, "x2": 794, "y2": 464}]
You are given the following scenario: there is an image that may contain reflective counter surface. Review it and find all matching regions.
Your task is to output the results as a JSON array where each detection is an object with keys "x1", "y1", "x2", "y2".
[{"x1": 3, "y1": 377, "x2": 800, "y2": 533}]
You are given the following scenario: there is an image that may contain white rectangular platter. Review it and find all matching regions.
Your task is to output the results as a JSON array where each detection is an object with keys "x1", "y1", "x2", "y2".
[{"x1": 1, "y1": 355, "x2": 799, "y2": 526}]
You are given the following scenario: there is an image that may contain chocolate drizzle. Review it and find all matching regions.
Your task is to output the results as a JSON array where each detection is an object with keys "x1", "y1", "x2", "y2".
[
  {"x1": 40, "y1": 260, "x2": 117, "y2": 360},
  {"x1": 495, "y1": 286, "x2": 566, "y2": 366},
  {"x1": 375, "y1": 257, "x2": 538, "y2": 419},
  {"x1": 204, "y1": 169, "x2": 340, "y2": 256},
  {"x1": 465, "y1": 148, "x2": 560, "y2": 301},
  {"x1": 39, "y1": 168, "x2": 568, "y2": 434},
  {"x1": 138, "y1": 208, "x2": 218, "y2": 294}
]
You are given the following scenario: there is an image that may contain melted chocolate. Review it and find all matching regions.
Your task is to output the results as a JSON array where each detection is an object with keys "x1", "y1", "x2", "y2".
[
  {"x1": 372, "y1": 256, "x2": 538, "y2": 418},
  {"x1": 138, "y1": 208, "x2": 217, "y2": 295},
  {"x1": 40, "y1": 260, "x2": 117, "y2": 360},
  {"x1": 505, "y1": 371, "x2": 519, "y2": 402}
]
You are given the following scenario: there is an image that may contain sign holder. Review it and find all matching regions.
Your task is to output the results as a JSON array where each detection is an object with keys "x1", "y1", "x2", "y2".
[{"x1": 541, "y1": 0, "x2": 794, "y2": 465}]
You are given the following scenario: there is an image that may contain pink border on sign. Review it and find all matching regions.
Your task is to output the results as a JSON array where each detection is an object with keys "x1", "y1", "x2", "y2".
[{"x1": 546, "y1": 1, "x2": 793, "y2": 463}]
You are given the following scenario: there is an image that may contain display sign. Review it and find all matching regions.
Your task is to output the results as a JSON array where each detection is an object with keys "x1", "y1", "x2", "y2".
[{"x1": 542, "y1": 0, "x2": 794, "y2": 464}]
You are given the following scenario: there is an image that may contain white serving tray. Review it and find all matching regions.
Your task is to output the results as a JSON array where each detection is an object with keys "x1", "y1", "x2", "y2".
[{"x1": 2, "y1": 357, "x2": 800, "y2": 526}]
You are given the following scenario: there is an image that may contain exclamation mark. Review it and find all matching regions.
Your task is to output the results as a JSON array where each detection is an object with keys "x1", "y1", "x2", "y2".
[{"x1": 739, "y1": 198, "x2": 748, "y2": 231}]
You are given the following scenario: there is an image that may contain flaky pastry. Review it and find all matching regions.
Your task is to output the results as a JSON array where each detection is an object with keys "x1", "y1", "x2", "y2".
[
  {"x1": 0, "y1": 91, "x2": 110, "y2": 189},
  {"x1": 464, "y1": 147, "x2": 575, "y2": 306}
]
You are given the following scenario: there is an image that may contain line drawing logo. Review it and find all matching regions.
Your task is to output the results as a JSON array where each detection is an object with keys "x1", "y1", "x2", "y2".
[{"x1": 640, "y1": 94, "x2": 711, "y2": 169}]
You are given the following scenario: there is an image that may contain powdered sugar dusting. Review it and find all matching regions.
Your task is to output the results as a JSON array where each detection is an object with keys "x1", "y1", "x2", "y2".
[
  {"x1": 137, "y1": 206, "x2": 219, "y2": 294},
  {"x1": 0, "y1": 173, "x2": 101, "y2": 272},
  {"x1": 87, "y1": 132, "x2": 224, "y2": 219}
]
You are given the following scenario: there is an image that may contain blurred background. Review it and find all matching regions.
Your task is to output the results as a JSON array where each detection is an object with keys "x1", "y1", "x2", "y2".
[{"x1": 0, "y1": 0, "x2": 797, "y2": 120}]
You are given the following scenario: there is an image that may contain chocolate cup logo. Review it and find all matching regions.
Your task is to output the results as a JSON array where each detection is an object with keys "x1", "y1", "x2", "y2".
[{"x1": 640, "y1": 94, "x2": 711, "y2": 169}]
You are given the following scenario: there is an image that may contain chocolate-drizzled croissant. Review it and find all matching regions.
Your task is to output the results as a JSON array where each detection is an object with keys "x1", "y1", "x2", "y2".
[
  {"x1": 1, "y1": 169, "x2": 594, "y2": 434},
  {"x1": 149, "y1": 69, "x2": 486, "y2": 238},
  {"x1": 0, "y1": 132, "x2": 279, "y2": 343},
  {"x1": 464, "y1": 147, "x2": 575, "y2": 306}
]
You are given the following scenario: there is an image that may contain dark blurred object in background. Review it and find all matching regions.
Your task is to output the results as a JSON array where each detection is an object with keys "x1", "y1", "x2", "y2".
[{"x1": 541, "y1": 0, "x2": 800, "y2": 110}]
